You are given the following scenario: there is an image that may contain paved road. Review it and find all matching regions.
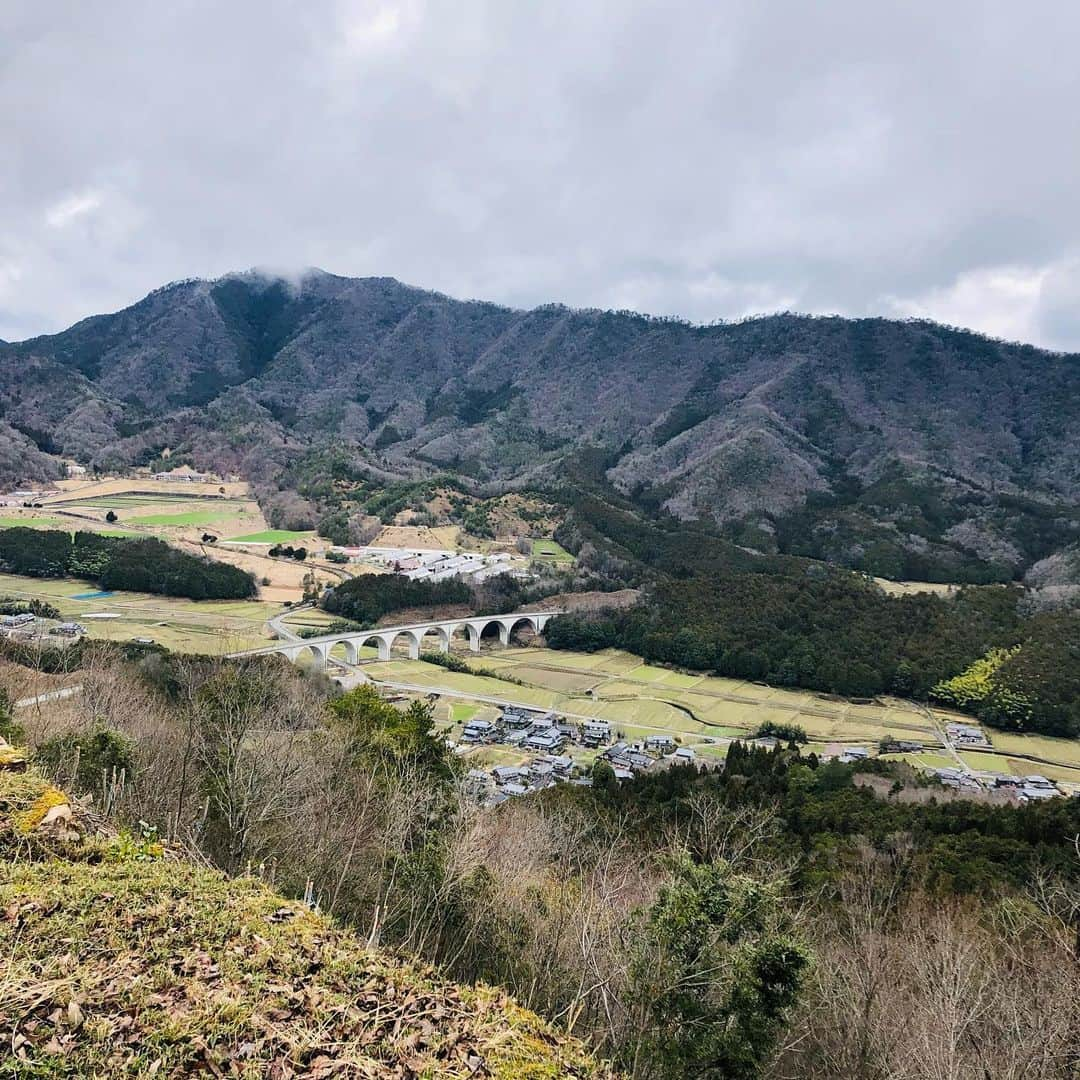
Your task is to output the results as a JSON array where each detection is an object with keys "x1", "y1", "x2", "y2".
[
  {"x1": 914, "y1": 700, "x2": 969, "y2": 772},
  {"x1": 266, "y1": 602, "x2": 311, "y2": 643}
]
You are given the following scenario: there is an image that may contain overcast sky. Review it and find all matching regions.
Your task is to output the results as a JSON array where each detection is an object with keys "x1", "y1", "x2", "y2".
[{"x1": 3, "y1": 1, "x2": 1080, "y2": 349}]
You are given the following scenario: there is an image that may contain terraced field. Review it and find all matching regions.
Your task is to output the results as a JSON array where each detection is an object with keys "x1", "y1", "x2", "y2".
[
  {"x1": 0, "y1": 510, "x2": 141, "y2": 535},
  {"x1": 17, "y1": 478, "x2": 340, "y2": 602},
  {"x1": 126, "y1": 508, "x2": 249, "y2": 527},
  {"x1": 0, "y1": 514, "x2": 67, "y2": 528},
  {"x1": 363, "y1": 647, "x2": 944, "y2": 756},
  {"x1": 362, "y1": 645, "x2": 1080, "y2": 786},
  {"x1": 0, "y1": 572, "x2": 275, "y2": 654}
]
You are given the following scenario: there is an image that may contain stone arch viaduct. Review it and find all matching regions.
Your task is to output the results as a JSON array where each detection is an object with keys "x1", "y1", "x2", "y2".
[{"x1": 228, "y1": 610, "x2": 562, "y2": 670}]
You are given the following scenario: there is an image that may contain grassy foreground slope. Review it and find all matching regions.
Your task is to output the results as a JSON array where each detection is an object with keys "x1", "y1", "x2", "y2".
[{"x1": 0, "y1": 766, "x2": 613, "y2": 1079}]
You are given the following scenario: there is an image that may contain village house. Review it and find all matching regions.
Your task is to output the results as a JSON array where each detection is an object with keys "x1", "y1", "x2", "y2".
[
  {"x1": 524, "y1": 726, "x2": 565, "y2": 752},
  {"x1": 538, "y1": 754, "x2": 573, "y2": 776},
  {"x1": 502, "y1": 707, "x2": 537, "y2": 729},
  {"x1": 839, "y1": 746, "x2": 869, "y2": 763},
  {"x1": 461, "y1": 719, "x2": 497, "y2": 744},
  {"x1": 946, "y1": 722, "x2": 989, "y2": 747},
  {"x1": 645, "y1": 734, "x2": 676, "y2": 753},
  {"x1": 1018, "y1": 775, "x2": 1060, "y2": 801},
  {"x1": 582, "y1": 720, "x2": 612, "y2": 747}
]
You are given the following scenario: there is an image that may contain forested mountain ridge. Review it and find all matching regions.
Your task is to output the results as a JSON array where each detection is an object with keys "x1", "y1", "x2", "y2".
[{"x1": 2, "y1": 268, "x2": 1079, "y2": 581}]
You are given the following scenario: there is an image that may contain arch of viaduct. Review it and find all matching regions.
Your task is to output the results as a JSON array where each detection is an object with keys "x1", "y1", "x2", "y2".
[{"x1": 230, "y1": 611, "x2": 562, "y2": 670}]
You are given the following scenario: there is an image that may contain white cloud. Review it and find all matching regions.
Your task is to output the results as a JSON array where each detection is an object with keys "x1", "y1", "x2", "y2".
[
  {"x1": 336, "y1": 0, "x2": 421, "y2": 57},
  {"x1": 884, "y1": 266, "x2": 1049, "y2": 344},
  {"x1": 2, "y1": 0, "x2": 1080, "y2": 347},
  {"x1": 882, "y1": 257, "x2": 1080, "y2": 352},
  {"x1": 44, "y1": 189, "x2": 103, "y2": 229}
]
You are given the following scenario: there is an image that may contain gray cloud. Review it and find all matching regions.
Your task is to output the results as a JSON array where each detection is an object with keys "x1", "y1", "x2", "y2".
[{"x1": 3, "y1": 0, "x2": 1080, "y2": 349}]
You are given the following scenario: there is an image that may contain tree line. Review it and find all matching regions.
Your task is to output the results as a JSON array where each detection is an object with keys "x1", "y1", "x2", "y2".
[
  {"x1": 322, "y1": 573, "x2": 473, "y2": 626},
  {"x1": 543, "y1": 474, "x2": 1079, "y2": 737},
  {"x1": 0, "y1": 527, "x2": 256, "y2": 600}
]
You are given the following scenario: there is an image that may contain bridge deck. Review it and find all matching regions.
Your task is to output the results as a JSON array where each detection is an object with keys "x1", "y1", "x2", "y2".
[{"x1": 229, "y1": 609, "x2": 564, "y2": 658}]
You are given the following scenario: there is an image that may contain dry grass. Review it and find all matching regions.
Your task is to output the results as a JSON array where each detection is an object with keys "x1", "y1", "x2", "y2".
[{"x1": 0, "y1": 770, "x2": 613, "y2": 1079}]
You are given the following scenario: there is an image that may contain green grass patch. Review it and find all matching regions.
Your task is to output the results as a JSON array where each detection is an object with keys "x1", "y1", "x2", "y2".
[
  {"x1": 880, "y1": 752, "x2": 956, "y2": 770},
  {"x1": 957, "y1": 751, "x2": 1013, "y2": 773},
  {"x1": 530, "y1": 538, "x2": 574, "y2": 562},
  {"x1": 226, "y1": 529, "x2": 313, "y2": 544},
  {"x1": 0, "y1": 515, "x2": 66, "y2": 529},
  {"x1": 126, "y1": 509, "x2": 243, "y2": 526},
  {"x1": 451, "y1": 702, "x2": 480, "y2": 724}
]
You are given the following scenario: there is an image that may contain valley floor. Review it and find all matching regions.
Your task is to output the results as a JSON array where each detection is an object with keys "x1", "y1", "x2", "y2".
[{"x1": 356, "y1": 646, "x2": 1080, "y2": 792}]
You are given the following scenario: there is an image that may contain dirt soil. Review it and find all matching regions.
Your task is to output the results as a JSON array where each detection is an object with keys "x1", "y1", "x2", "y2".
[
  {"x1": 519, "y1": 589, "x2": 640, "y2": 613},
  {"x1": 374, "y1": 603, "x2": 475, "y2": 628},
  {"x1": 46, "y1": 476, "x2": 249, "y2": 500},
  {"x1": 374, "y1": 525, "x2": 461, "y2": 550}
]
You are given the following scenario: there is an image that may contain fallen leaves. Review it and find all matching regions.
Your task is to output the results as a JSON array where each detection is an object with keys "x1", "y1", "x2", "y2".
[
  {"x1": 0, "y1": 845, "x2": 616, "y2": 1079},
  {"x1": 66, "y1": 998, "x2": 84, "y2": 1027}
]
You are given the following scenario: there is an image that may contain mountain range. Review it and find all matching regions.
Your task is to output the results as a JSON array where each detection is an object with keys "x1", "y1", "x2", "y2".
[{"x1": 2, "y1": 268, "x2": 1079, "y2": 583}]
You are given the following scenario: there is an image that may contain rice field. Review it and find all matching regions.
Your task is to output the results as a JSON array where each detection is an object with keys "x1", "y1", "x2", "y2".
[
  {"x1": 957, "y1": 751, "x2": 1015, "y2": 773},
  {"x1": 985, "y1": 730, "x2": 1080, "y2": 767},
  {"x1": 0, "y1": 572, "x2": 275, "y2": 654},
  {"x1": 0, "y1": 513, "x2": 140, "y2": 535},
  {"x1": 0, "y1": 515, "x2": 67, "y2": 528},
  {"x1": 363, "y1": 646, "x2": 1080, "y2": 782},
  {"x1": 53, "y1": 494, "x2": 206, "y2": 508},
  {"x1": 880, "y1": 752, "x2": 957, "y2": 770}
]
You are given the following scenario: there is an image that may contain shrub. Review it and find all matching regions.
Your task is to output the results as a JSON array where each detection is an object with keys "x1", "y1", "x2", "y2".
[{"x1": 35, "y1": 725, "x2": 136, "y2": 795}]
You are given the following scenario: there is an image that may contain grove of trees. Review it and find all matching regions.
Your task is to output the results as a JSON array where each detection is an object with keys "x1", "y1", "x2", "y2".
[
  {"x1": 0, "y1": 527, "x2": 256, "y2": 600},
  {"x1": 544, "y1": 476, "x2": 1079, "y2": 737}
]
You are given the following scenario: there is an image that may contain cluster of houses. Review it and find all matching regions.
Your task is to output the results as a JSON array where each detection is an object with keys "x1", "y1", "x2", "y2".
[
  {"x1": 0, "y1": 613, "x2": 85, "y2": 642},
  {"x1": 931, "y1": 765, "x2": 1063, "y2": 801},
  {"x1": 328, "y1": 545, "x2": 528, "y2": 584},
  {"x1": 818, "y1": 743, "x2": 878, "y2": 763},
  {"x1": 466, "y1": 755, "x2": 588, "y2": 805},
  {"x1": 945, "y1": 721, "x2": 990, "y2": 747},
  {"x1": 459, "y1": 708, "x2": 582, "y2": 753},
  {"x1": 929, "y1": 766, "x2": 983, "y2": 793},
  {"x1": 457, "y1": 706, "x2": 705, "y2": 804},
  {"x1": 0, "y1": 489, "x2": 61, "y2": 507},
  {"x1": 0, "y1": 612, "x2": 37, "y2": 630},
  {"x1": 600, "y1": 736, "x2": 696, "y2": 779}
]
